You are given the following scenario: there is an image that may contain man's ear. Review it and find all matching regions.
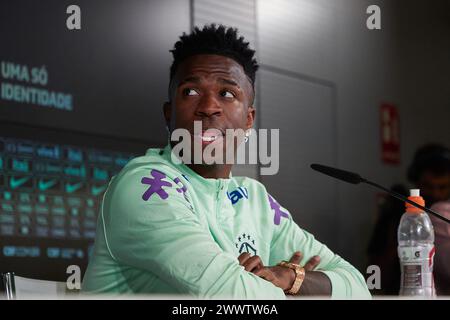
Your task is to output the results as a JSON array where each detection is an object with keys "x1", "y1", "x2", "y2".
[
  {"x1": 163, "y1": 102, "x2": 172, "y2": 130},
  {"x1": 246, "y1": 106, "x2": 256, "y2": 130}
]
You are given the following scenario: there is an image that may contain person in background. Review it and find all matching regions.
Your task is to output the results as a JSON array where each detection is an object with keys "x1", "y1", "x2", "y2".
[
  {"x1": 407, "y1": 144, "x2": 450, "y2": 206},
  {"x1": 430, "y1": 200, "x2": 450, "y2": 296},
  {"x1": 367, "y1": 143, "x2": 450, "y2": 295}
]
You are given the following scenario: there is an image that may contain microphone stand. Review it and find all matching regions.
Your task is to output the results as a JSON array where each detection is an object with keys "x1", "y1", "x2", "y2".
[{"x1": 311, "y1": 163, "x2": 450, "y2": 224}]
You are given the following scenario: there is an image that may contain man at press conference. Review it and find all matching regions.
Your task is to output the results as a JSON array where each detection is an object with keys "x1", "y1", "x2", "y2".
[{"x1": 82, "y1": 24, "x2": 371, "y2": 299}]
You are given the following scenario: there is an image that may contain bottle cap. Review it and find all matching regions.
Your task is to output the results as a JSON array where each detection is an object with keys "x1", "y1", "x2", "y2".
[{"x1": 406, "y1": 189, "x2": 425, "y2": 214}]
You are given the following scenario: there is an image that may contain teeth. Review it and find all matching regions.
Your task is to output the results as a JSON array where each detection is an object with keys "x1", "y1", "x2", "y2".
[
  {"x1": 193, "y1": 135, "x2": 220, "y2": 142},
  {"x1": 192, "y1": 130, "x2": 223, "y2": 142}
]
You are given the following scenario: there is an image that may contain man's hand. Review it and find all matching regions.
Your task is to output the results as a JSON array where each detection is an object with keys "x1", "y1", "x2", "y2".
[
  {"x1": 237, "y1": 251, "x2": 321, "y2": 291},
  {"x1": 237, "y1": 252, "x2": 264, "y2": 273},
  {"x1": 287, "y1": 251, "x2": 321, "y2": 271}
]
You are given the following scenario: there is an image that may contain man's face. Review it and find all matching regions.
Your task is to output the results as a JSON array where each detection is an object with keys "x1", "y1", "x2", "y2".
[
  {"x1": 417, "y1": 171, "x2": 450, "y2": 205},
  {"x1": 164, "y1": 54, "x2": 255, "y2": 162}
]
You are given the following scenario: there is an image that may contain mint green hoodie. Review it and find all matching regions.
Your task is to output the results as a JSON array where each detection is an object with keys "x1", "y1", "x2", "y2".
[{"x1": 82, "y1": 144, "x2": 370, "y2": 299}]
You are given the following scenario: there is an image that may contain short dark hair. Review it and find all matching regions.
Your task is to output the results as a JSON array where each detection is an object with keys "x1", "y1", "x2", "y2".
[
  {"x1": 407, "y1": 144, "x2": 450, "y2": 183},
  {"x1": 169, "y1": 24, "x2": 258, "y2": 88}
]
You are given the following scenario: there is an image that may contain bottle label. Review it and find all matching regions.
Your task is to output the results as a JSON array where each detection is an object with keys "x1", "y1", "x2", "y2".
[{"x1": 398, "y1": 245, "x2": 435, "y2": 289}]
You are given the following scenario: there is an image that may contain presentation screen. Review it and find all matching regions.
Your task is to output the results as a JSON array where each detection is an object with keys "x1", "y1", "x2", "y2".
[{"x1": 0, "y1": 121, "x2": 149, "y2": 281}]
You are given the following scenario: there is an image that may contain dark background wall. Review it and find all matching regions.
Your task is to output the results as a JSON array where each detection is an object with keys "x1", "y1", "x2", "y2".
[{"x1": 0, "y1": 0, "x2": 190, "y2": 143}]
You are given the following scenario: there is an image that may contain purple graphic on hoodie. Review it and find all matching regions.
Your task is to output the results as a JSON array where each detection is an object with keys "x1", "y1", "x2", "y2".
[
  {"x1": 141, "y1": 169, "x2": 172, "y2": 200},
  {"x1": 268, "y1": 194, "x2": 289, "y2": 225},
  {"x1": 174, "y1": 177, "x2": 187, "y2": 194}
]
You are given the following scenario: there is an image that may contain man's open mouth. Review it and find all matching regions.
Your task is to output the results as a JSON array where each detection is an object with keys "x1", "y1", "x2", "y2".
[{"x1": 191, "y1": 128, "x2": 225, "y2": 143}]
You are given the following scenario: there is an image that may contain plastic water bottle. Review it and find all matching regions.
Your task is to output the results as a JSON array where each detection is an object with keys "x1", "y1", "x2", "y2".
[{"x1": 398, "y1": 189, "x2": 435, "y2": 297}]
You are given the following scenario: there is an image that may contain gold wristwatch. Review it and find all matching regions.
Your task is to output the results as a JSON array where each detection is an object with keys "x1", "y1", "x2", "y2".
[{"x1": 277, "y1": 261, "x2": 306, "y2": 295}]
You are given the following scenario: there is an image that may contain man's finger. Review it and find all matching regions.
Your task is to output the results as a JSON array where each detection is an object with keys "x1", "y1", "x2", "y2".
[
  {"x1": 303, "y1": 255, "x2": 321, "y2": 271},
  {"x1": 289, "y1": 251, "x2": 302, "y2": 264},
  {"x1": 242, "y1": 255, "x2": 263, "y2": 272},
  {"x1": 238, "y1": 252, "x2": 251, "y2": 266}
]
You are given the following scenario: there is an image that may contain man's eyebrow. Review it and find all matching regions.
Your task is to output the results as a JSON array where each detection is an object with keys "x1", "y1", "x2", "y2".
[
  {"x1": 178, "y1": 76, "x2": 201, "y2": 86},
  {"x1": 178, "y1": 76, "x2": 241, "y2": 88},
  {"x1": 218, "y1": 77, "x2": 239, "y2": 87}
]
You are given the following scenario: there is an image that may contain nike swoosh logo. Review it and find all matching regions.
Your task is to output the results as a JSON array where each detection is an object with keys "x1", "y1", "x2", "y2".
[
  {"x1": 91, "y1": 184, "x2": 107, "y2": 196},
  {"x1": 38, "y1": 179, "x2": 58, "y2": 191},
  {"x1": 65, "y1": 182, "x2": 83, "y2": 193},
  {"x1": 10, "y1": 176, "x2": 31, "y2": 189}
]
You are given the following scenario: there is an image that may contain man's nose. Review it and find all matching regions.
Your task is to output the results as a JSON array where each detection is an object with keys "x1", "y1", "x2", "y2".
[{"x1": 195, "y1": 93, "x2": 222, "y2": 118}]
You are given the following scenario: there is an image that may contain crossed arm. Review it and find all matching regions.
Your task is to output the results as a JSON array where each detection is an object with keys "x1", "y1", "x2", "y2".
[
  {"x1": 105, "y1": 169, "x2": 369, "y2": 298},
  {"x1": 238, "y1": 251, "x2": 332, "y2": 296}
]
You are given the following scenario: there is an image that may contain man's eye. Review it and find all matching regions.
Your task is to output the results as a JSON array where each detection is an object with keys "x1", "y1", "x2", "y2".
[
  {"x1": 220, "y1": 90, "x2": 235, "y2": 98},
  {"x1": 183, "y1": 88, "x2": 199, "y2": 96}
]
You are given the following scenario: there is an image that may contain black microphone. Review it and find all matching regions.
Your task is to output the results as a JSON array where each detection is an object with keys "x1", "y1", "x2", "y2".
[{"x1": 310, "y1": 163, "x2": 450, "y2": 224}]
